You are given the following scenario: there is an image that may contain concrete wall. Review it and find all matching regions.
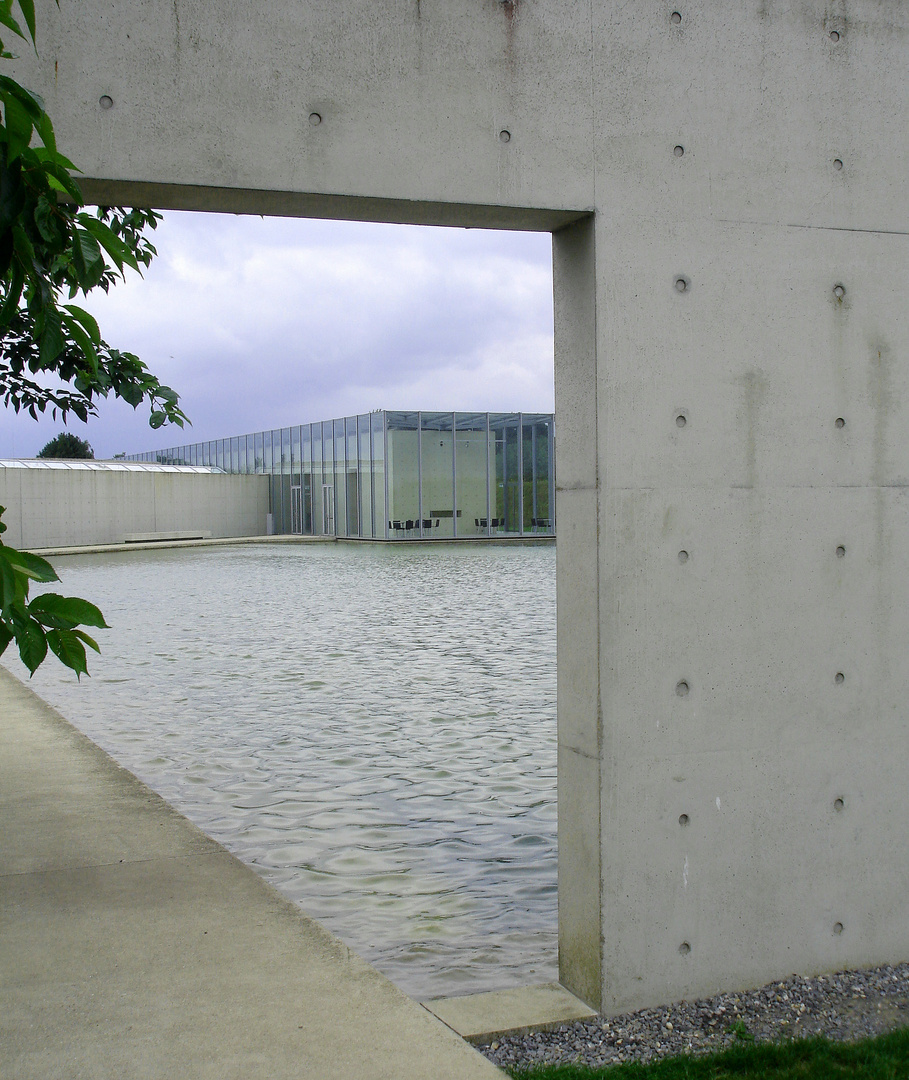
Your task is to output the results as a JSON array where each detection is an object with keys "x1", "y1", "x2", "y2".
[
  {"x1": 0, "y1": 469, "x2": 268, "y2": 548},
  {"x1": 10, "y1": 1, "x2": 908, "y2": 1012}
]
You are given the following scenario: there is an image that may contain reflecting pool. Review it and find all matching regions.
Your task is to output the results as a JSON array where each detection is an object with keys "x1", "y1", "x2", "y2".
[{"x1": 8, "y1": 542, "x2": 556, "y2": 999}]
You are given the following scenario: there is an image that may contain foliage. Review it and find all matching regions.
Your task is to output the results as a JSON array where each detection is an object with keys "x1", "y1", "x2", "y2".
[
  {"x1": 0, "y1": 505, "x2": 107, "y2": 676},
  {"x1": 0, "y1": 1, "x2": 188, "y2": 429},
  {"x1": 506, "y1": 1027, "x2": 909, "y2": 1079},
  {"x1": 36, "y1": 431, "x2": 92, "y2": 458}
]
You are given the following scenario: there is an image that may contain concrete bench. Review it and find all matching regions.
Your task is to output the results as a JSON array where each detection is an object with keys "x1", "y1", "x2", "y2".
[{"x1": 122, "y1": 530, "x2": 213, "y2": 543}]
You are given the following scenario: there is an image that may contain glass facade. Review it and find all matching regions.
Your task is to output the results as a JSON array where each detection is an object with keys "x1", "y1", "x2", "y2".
[{"x1": 127, "y1": 411, "x2": 555, "y2": 540}]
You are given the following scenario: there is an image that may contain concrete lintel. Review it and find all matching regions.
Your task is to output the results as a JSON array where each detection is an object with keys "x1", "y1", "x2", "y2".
[
  {"x1": 78, "y1": 178, "x2": 592, "y2": 234},
  {"x1": 422, "y1": 983, "x2": 597, "y2": 1043}
]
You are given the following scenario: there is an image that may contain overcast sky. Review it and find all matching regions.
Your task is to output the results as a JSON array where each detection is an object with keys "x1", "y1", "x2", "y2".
[{"x1": 0, "y1": 212, "x2": 554, "y2": 460}]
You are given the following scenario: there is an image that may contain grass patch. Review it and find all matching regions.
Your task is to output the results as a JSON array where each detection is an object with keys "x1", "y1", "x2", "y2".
[{"x1": 505, "y1": 1027, "x2": 909, "y2": 1079}]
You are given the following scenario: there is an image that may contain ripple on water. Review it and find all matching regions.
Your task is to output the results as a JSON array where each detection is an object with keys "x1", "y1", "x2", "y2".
[{"x1": 7, "y1": 542, "x2": 556, "y2": 999}]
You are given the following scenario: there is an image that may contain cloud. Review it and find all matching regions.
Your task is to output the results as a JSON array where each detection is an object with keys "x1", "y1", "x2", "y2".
[{"x1": 0, "y1": 212, "x2": 553, "y2": 459}]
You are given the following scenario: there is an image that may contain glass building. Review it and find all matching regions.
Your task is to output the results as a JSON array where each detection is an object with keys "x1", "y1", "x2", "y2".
[{"x1": 127, "y1": 411, "x2": 555, "y2": 540}]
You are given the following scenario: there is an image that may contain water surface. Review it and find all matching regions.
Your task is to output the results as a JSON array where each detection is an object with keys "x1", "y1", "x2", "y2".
[{"x1": 9, "y1": 542, "x2": 556, "y2": 999}]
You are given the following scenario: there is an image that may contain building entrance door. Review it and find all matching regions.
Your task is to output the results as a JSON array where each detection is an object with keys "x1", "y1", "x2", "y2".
[
  {"x1": 346, "y1": 470, "x2": 359, "y2": 537},
  {"x1": 321, "y1": 484, "x2": 335, "y2": 535},
  {"x1": 291, "y1": 485, "x2": 303, "y2": 534}
]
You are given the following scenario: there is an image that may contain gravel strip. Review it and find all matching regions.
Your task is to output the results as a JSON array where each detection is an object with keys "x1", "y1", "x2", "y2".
[{"x1": 478, "y1": 963, "x2": 909, "y2": 1072}]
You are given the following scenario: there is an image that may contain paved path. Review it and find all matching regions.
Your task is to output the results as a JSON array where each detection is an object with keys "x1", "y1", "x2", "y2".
[{"x1": 0, "y1": 666, "x2": 503, "y2": 1079}]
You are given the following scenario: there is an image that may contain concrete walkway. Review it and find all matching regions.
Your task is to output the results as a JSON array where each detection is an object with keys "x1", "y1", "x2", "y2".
[{"x1": 0, "y1": 667, "x2": 503, "y2": 1080}]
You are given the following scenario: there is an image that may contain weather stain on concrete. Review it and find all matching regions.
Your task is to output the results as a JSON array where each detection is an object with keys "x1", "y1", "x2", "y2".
[{"x1": 737, "y1": 369, "x2": 768, "y2": 490}]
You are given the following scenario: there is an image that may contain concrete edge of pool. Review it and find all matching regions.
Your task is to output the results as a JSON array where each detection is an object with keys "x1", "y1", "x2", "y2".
[
  {"x1": 422, "y1": 983, "x2": 597, "y2": 1043},
  {"x1": 0, "y1": 666, "x2": 506, "y2": 1080},
  {"x1": 27, "y1": 533, "x2": 556, "y2": 556},
  {"x1": 26, "y1": 534, "x2": 333, "y2": 556}
]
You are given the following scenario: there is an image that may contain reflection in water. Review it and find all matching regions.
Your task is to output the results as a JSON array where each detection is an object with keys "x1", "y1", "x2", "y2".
[{"x1": 12, "y1": 542, "x2": 556, "y2": 999}]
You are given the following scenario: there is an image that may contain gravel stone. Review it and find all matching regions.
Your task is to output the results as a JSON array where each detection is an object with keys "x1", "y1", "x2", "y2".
[{"x1": 477, "y1": 962, "x2": 909, "y2": 1072}]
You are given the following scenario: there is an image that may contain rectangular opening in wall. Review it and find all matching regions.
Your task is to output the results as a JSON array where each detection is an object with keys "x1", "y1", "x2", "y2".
[{"x1": 2, "y1": 211, "x2": 559, "y2": 1003}]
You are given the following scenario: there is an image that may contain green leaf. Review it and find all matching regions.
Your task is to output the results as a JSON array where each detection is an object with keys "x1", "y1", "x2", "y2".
[
  {"x1": 0, "y1": 620, "x2": 13, "y2": 656},
  {"x1": 17, "y1": 615, "x2": 47, "y2": 674},
  {"x1": 42, "y1": 158, "x2": 82, "y2": 203},
  {"x1": 71, "y1": 626, "x2": 101, "y2": 652},
  {"x1": 16, "y1": 0, "x2": 36, "y2": 47},
  {"x1": 0, "y1": 74, "x2": 43, "y2": 120},
  {"x1": 11, "y1": 221, "x2": 36, "y2": 275},
  {"x1": 60, "y1": 311, "x2": 99, "y2": 375},
  {"x1": 0, "y1": 8, "x2": 25, "y2": 45},
  {"x1": 0, "y1": 547, "x2": 17, "y2": 609},
  {"x1": 62, "y1": 303, "x2": 101, "y2": 344},
  {"x1": 37, "y1": 307, "x2": 64, "y2": 366},
  {"x1": 32, "y1": 145, "x2": 77, "y2": 171},
  {"x1": 116, "y1": 380, "x2": 144, "y2": 408},
  {"x1": 72, "y1": 226, "x2": 103, "y2": 285},
  {"x1": 0, "y1": 225, "x2": 12, "y2": 277},
  {"x1": 28, "y1": 591, "x2": 108, "y2": 628},
  {"x1": 0, "y1": 260, "x2": 25, "y2": 327},
  {"x1": 0, "y1": 147, "x2": 26, "y2": 235},
  {"x1": 2, "y1": 93, "x2": 36, "y2": 161},
  {"x1": 3, "y1": 545, "x2": 58, "y2": 582},
  {"x1": 79, "y1": 214, "x2": 140, "y2": 274},
  {"x1": 33, "y1": 193, "x2": 59, "y2": 242},
  {"x1": 33, "y1": 108, "x2": 56, "y2": 152},
  {"x1": 45, "y1": 628, "x2": 88, "y2": 676}
]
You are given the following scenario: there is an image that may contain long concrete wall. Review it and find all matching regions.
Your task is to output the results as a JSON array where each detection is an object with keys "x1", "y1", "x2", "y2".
[
  {"x1": 0, "y1": 468, "x2": 268, "y2": 548},
  {"x1": 10, "y1": 1, "x2": 908, "y2": 1013}
]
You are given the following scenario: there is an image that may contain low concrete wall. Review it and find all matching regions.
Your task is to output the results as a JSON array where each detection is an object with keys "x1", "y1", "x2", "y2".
[{"x1": 0, "y1": 468, "x2": 268, "y2": 549}]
